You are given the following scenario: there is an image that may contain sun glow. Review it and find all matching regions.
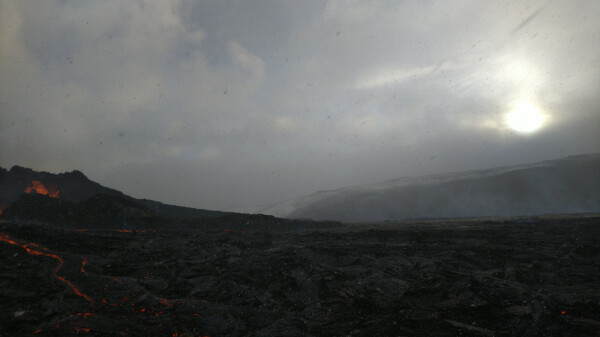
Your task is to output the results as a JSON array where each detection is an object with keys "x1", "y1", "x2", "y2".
[{"x1": 506, "y1": 99, "x2": 545, "y2": 133}]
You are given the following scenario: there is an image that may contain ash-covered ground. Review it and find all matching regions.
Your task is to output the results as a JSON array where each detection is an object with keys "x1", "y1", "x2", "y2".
[{"x1": 1, "y1": 215, "x2": 599, "y2": 336}]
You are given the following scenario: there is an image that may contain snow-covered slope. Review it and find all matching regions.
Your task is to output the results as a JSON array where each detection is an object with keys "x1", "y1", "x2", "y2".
[{"x1": 260, "y1": 154, "x2": 600, "y2": 222}]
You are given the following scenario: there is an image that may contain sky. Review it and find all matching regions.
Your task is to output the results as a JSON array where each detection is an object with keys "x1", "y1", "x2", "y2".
[{"x1": 1, "y1": 0, "x2": 599, "y2": 211}]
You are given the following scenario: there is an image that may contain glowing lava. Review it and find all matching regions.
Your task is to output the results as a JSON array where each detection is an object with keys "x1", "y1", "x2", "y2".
[
  {"x1": 2, "y1": 230, "x2": 208, "y2": 336},
  {"x1": 159, "y1": 298, "x2": 175, "y2": 306},
  {"x1": 0, "y1": 232, "x2": 93, "y2": 303},
  {"x1": 24, "y1": 180, "x2": 60, "y2": 198}
]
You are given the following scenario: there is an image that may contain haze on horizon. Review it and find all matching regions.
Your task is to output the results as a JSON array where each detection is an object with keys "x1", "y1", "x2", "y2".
[{"x1": 1, "y1": 0, "x2": 599, "y2": 212}]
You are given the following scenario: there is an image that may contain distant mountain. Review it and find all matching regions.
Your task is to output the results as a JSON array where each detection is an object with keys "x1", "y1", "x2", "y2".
[
  {"x1": 0, "y1": 165, "x2": 228, "y2": 219},
  {"x1": 261, "y1": 154, "x2": 600, "y2": 222},
  {"x1": 0, "y1": 166, "x2": 340, "y2": 232}
]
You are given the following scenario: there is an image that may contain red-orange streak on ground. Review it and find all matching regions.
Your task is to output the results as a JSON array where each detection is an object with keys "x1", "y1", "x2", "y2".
[
  {"x1": 24, "y1": 180, "x2": 60, "y2": 198},
  {"x1": 81, "y1": 257, "x2": 88, "y2": 273},
  {"x1": 101, "y1": 298, "x2": 118, "y2": 306},
  {"x1": 0, "y1": 233, "x2": 94, "y2": 304},
  {"x1": 159, "y1": 298, "x2": 174, "y2": 306}
]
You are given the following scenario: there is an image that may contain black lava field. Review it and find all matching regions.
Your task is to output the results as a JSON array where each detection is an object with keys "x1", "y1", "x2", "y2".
[{"x1": 1, "y1": 215, "x2": 599, "y2": 336}]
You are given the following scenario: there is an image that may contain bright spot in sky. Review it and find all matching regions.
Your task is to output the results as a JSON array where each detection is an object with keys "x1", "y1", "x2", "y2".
[{"x1": 506, "y1": 99, "x2": 545, "y2": 133}]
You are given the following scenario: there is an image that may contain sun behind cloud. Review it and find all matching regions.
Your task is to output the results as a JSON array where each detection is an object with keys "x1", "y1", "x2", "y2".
[{"x1": 506, "y1": 99, "x2": 546, "y2": 133}]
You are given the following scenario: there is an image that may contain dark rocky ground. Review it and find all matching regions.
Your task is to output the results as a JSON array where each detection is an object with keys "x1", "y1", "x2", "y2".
[{"x1": 1, "y1": 215, "x2": 599, "y2": 336}]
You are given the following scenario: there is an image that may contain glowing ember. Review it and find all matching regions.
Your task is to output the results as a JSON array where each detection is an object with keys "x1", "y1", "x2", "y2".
[
  {"x1": 74, "y1": 327, "x2": 91, "y2": 333},
  {"x1": 81, "y1": 257, "x2": 88, "y2": 273},
  {"x1": 101, "y1": 298, "x2": 118, "y2": 306},
  {"x1": 0, "y1": 233, "x2": 93, "y2": 303},
  {"x1": 159, "y1": 298, "x2": 174, "y2": 306},
  {"x1": 24, "y1": 180, "x2": 60, "y2": 198}
]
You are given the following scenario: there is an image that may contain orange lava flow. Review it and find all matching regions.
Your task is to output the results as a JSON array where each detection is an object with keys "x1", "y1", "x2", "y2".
[
  {"x1": 24, "y1": 180, "x2": 60, "y2": 198},
  {"x1": 0, "y1": 232, "x2": 94, "y2": 304}
]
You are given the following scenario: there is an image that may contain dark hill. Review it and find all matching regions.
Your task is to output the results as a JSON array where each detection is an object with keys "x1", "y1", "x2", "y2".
[
  {"x1": 1, "y1": 193, "x2": 165, "y2": 229},
  {"x1": 0, "y1": 165, "x2": 228, "y2": 219}
]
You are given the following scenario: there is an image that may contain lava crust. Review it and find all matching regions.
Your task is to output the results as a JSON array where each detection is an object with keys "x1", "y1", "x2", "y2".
[{"x1": 1, "y1": 215, "x2": 599, "y2": 336}]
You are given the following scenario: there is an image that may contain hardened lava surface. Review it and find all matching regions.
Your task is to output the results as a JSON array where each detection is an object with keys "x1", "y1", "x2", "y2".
[{"x1": 1, "y1": 215, "x2": 599, "y2": 336}]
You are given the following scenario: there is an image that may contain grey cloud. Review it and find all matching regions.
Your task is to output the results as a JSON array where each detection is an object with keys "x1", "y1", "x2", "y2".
[{"x1": 1, "y1": 0, "x2": 598, "y2": 211}]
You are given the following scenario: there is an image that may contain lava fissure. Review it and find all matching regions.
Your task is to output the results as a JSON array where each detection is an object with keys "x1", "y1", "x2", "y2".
[
  {"x1": 1, "y1": 231, "x2": 193, "y2": 334},
  {"x1": 0, "y1": 232, "x2": 94, "y2": 304}
]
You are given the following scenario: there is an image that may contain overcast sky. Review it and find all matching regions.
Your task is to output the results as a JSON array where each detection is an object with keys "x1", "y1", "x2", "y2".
[{"x1": 1, "y1": 0, "x2": 599, "y2": 211}]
